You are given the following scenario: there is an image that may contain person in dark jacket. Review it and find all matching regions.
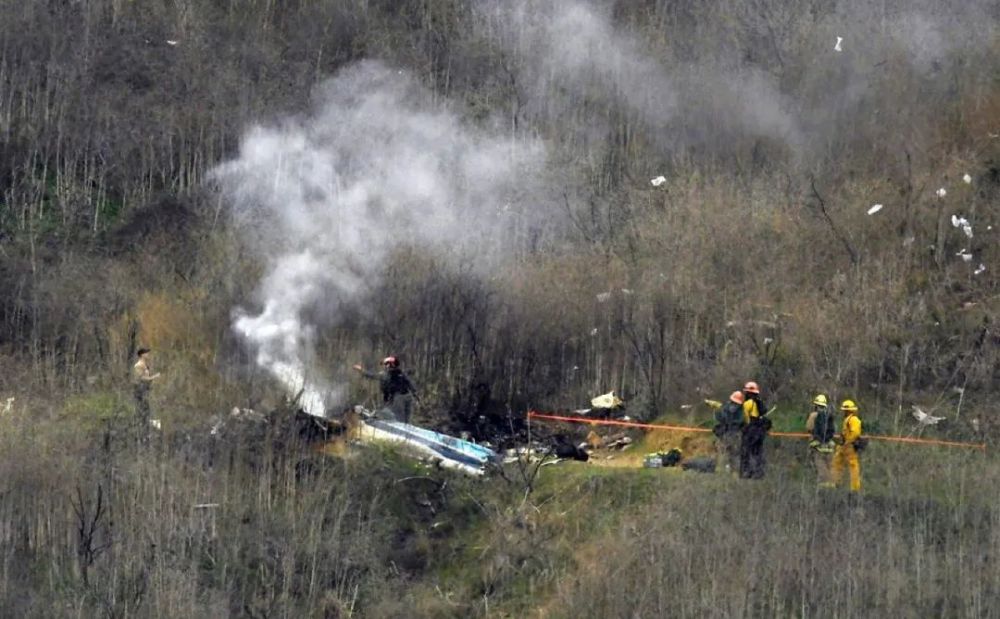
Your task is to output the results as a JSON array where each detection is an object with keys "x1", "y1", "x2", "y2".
[
  {"x1": 739, "y1": 381, "x2": 771, "y2": 479},
  {"x1": 805, "y1": 394, "x2": 836, "y2": 487},
  {"x1": 714, "y1": 391, "x2": 745, "y2": 476},
  {"x1": 352, "y1": 356, "x2": 418, "y2": 423}
]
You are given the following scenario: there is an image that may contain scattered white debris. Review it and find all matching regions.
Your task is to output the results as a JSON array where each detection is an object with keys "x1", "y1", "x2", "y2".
[
  {"x1": 834, "y1": 36, "x2": 843, "y2": 52},
  {"x1": 1, "y1": 397, "x2": 13, "y2": 415},
  {"x1": 974, "y1": 264, "x2": 986, "y2": 275},
  {"x1": 867, "y1": 204, "x2": 883, "y2": 215},
  {"x1": 150, "y1": 419, "x2": 162, "y2": 430},
  {"x1": 620, "y1": 288, "x2": 633, "y2": 296},
  {"x1": 166, "y1": 40, "x2": 179, "y2": 46},
  {"x1": 590, "y1": 328, "x2": 599, "y2": 336},
  {"x1": 596, "y1": 292, "x2": 611, "y2": 303},
  {"x1": 956, "y1": 250, "x2": 973, "y2": 262},
  {"x1": 963, "y1": 173, "x2": 972, "y2": 184},
  {"x1": 650, "y1": 176, "x2": 666, "y2": 187},
  {"x1": 936, "y1": 187, "x2": 947, "y2": 198},
  {"x1": 902, "y1": 236, "x2": 915, "y2": 246},
  {"x1": 911, "y1": 405, "x2": 945, "y2": 426},
  {"x1": 952, "y1": 386, "x2": 965, "y2": 395},
  {"x1": 763, "y1": 337, "x2": 774, "y2": 345},
  {"x1": 951, "y1": 215, "x2": 973, "y2": 238},
  {"x1": 972, "y1": 419, "x2": 980, "y2": 432}
]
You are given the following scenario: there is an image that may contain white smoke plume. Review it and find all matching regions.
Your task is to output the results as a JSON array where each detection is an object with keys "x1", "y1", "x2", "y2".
[
  {"x1": 481, "y1": 0, "x2": 802, "y2": 154},
  {"x1": 214, "y1": 61, "x2": 541, "y2": 416}
]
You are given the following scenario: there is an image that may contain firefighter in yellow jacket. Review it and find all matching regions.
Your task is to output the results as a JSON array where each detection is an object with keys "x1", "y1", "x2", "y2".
[
  {"x1": 832, "y1": 400, "x2": 863, "y2": 492},
  {"x1": 739, "y1": 381, "x2": 771, "y2": 479}
]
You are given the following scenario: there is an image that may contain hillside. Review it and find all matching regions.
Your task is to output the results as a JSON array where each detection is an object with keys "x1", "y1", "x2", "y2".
[{"x1": 1, "y1": 0, "x2": 998, "y2": 616}]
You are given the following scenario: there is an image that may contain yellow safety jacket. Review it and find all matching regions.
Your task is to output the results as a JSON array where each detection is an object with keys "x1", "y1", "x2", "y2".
[
  {"x1": 842, "y1": 413, "x2": 862, "y2": 446},
  {"x1": 742, "y1": 399, "x2": 763, "y2": 425}
]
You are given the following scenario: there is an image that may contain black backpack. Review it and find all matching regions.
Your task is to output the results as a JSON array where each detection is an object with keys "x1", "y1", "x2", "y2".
[{"x1": 812, "y1": 410, "x2": 836, "y2": 443}]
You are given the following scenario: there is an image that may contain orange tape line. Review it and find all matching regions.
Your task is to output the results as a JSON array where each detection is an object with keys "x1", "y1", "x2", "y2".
[
  {"x1": 527, "y1": 411, "x2": 711, "y2": 433},
  {"x1": 526, "y1": 411, "x2": 987, "y2": 451}
]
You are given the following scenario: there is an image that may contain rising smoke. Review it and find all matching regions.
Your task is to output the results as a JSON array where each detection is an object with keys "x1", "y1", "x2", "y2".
[
  {"x1": 483, "y1": 0, "x2": 996, "y2": 163},
  {"x1": 214, "y1": 62, "x2": 541, "y2": 416}
]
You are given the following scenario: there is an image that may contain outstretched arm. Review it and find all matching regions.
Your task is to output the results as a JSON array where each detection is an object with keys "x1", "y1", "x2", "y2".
[{"x1": 352, "y1": 364, "x2": 379, "y2": 380}]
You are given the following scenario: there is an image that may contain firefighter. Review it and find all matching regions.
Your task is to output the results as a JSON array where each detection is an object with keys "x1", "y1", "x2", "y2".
[
  {"x1": 832, "y1": 399, "x2": 863, "y2": 492},
  {"x1": 739, "y1": 381, "x2": 771, "y2": 479},
  {"x1": 131, "y1": 348, "x2": 160, "y2": 430},
  {"x1": 714, "y1": 391, "x2": 745, "y2": 476},
  {"x1": 352, "y1": 356, "x2": 418, "y2": 423},
  {"x1": 805, "y1": 394, "x2": 836, "y2": 487}
]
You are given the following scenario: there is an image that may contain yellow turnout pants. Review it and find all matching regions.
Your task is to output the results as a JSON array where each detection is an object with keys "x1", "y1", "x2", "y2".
[{"x1": 832, "y1": 444, "x2": 861, "y2": 492}]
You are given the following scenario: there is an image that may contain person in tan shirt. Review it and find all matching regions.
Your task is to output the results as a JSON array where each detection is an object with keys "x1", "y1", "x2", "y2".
[{"x1": 132, "y1": 348, "x2": 160, "y2": 427}]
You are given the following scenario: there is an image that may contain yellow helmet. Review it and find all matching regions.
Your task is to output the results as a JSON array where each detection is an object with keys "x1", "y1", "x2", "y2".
[
  {"x1": 840, "y1": 399, "x2": 858, "y2": 412},
  {"x1": 812, "y1": 394, "x2": 828, "y2": 407}
]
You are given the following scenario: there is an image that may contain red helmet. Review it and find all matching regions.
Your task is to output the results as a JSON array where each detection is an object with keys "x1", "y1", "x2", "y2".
[
  {"x1": 743, "y1": 381, "x2": 760, "y2": 394},
  {"x1": 729, "y1": 391, "x2": 745, "y2": 405},
  {"x1": 382, "y1": 356, "x2": 399, "y2": 368}
]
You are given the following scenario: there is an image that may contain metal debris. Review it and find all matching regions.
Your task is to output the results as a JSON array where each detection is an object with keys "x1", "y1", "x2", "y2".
[
  {"x1": 834, "y1": 36, "x2": 843, "y2": 52},
  {"x1": 963, "y1": 174, "x2": 972, "y2": 184},
  {"x1": 867, "y1": 204, "x2": 883, "y2": 215},
  {"x1": 936, "y1": 187, "x2": 947, "y2": 198},
  {"x1": 650, "y1": 176, "x2": 666, "y2": 187},
  {"x1": 591, "y1": 391, "x2": 624, "y2": 409},
  {"x1": 974, "y1": 264, "x2": 986, "y2": 275},
  {"x1": 912, "y1": 405, "x2": 945, "y2": 426}
]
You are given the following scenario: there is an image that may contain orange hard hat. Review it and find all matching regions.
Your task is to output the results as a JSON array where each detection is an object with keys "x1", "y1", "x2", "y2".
[
  {"x1": 743, "y1": 381, "x2": 760, "y2": 394},
  {"x1": 729, "y1": 391, "x2": 745, "y2": 405}
]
